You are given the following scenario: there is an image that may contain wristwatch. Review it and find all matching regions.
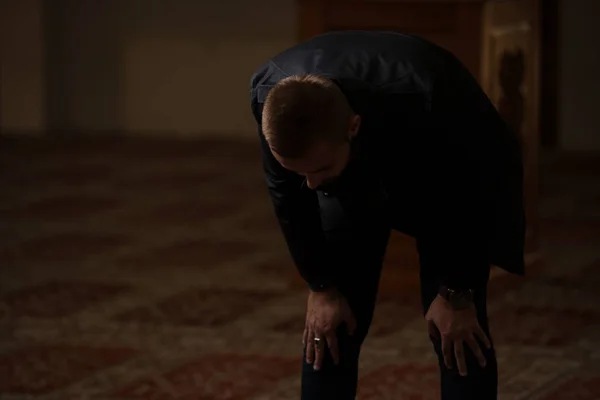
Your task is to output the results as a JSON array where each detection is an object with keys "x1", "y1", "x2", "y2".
[
  {"x1": 438, "y1": 285, "x2": 474, "y2": 310},
  {"x1": 308, "y1": 282, "x2": 336, "y2": 292}
]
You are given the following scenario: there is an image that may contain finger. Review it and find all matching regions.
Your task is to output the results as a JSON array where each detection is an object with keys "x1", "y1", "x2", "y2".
[
  {"x1": 441, "y1": 337, "x2": 453, "y2": 370},
  {"x1": 466, "y1": 334, "x2": 487, "y2": 368},
  {"x1": 313, "y1": 335, "x2": 324, "y2": 371},
  {"x1": 475, "y1": 326, "x2": 492, "y2": 349},
  {"x1": 325, "y1": 331, "x2": 339, "y2": 365},
  {"x1": 427, "y1": 320, "x2": 440, "y2": 339},
  {"x1": 305, "y1": 330, "x2": 315, "y2": 364},
  {"x1": 454, "y1": 340, "x2": 468, "y2": 376},
  {"x1": 302, "y1": 326, "x2": 308, "y2": 347}
]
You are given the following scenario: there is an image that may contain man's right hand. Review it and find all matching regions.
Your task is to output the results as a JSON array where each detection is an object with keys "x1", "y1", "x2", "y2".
[{"x1": 302, "y1": 288, "x2": 357, "y2": 371}]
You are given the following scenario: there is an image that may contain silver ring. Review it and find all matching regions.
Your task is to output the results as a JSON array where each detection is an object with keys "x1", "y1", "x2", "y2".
[{"x1": 313, "y1": 337, "x2": 322, "y2": 349}]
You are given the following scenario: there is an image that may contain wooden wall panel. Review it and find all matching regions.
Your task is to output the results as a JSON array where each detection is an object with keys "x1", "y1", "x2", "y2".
[
  {"x1": 297, "y1": 0, "x2": 326, "y2": 42},
  {"x1": 482, "y1": 0, "x2": 541, "y2": 254},
  {"x1": 299, "y1": 1, "x2": 485, "y2": 80},
  {"x1": 324, "y1": 3, "x2": 459, "y2": 33}
]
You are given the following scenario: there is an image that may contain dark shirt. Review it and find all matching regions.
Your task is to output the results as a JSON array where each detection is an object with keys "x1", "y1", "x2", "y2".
[{"x1": 249, "y1": 31, "x2": 526, "y2": 291}]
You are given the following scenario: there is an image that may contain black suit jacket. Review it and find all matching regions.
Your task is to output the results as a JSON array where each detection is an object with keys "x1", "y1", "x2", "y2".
[{"x1": 249, "y1": 31, "x2": 526, "y2": 291}]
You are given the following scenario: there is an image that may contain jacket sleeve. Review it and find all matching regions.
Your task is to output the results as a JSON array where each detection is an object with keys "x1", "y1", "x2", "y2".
[{"x1": 251, "y1": 100, "x2": 339, "y2": 291}]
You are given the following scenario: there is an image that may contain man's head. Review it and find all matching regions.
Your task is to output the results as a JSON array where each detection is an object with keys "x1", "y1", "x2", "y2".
[{"x1": 262, "y1": 74, "x2": 361, "y2": 190}]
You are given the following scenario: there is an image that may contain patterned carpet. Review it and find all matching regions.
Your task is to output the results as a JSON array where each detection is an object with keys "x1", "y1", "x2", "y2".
[{"x1": 0, "y1": 135, "x2": 599, "y2": 399}]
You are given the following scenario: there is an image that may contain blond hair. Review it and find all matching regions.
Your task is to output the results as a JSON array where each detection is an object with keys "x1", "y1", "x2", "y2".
[{"x1": 262, "y1": 74, "x2": 353, "y2": 158}]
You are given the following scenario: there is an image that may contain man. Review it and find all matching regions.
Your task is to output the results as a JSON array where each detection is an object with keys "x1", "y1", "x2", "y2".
[{"x1": 249, "y1": 31, "x2": 525, "y2": 399}]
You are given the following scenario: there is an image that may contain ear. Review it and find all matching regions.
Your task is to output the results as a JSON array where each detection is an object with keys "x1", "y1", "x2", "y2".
[{"x1": 348, "y1": 115, "x2": 361, "y2": 139}]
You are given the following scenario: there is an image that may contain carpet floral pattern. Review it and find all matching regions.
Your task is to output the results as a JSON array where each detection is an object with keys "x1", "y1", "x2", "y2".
[{"x1": 1, "y1": 136, "x2": 599, "y2": 399}]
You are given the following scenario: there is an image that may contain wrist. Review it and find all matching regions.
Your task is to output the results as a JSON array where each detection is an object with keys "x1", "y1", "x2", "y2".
[
  {"x1": 438, "y1": 285, "x2": 474, "y2": 310},
  {"x1": 309, "y1": 286, "x2": 340, "y2": 302}
]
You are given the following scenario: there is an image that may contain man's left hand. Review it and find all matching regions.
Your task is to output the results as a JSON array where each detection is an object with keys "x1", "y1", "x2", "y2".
[{"x1": 425, "y1": 294, "x2": 491, "y2": 376}]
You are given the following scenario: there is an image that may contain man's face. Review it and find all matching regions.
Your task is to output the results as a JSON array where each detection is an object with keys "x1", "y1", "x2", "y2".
[{"x1": 271, "y1": 139, "x2": 351, "y2": 190}]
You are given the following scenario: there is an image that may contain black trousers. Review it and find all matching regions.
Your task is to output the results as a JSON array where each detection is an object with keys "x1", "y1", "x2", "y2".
[{"x1": 301, "y1": 194, "x2": 497, "y2": 399}]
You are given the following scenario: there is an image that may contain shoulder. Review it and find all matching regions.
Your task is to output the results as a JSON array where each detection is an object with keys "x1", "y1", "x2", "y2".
[
  {"x1": 249, "y1": 59, "x2": 291, "y2": 107},
  {"x1": 249, "y1": 61, "x2": 273, "y2": 100}
]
